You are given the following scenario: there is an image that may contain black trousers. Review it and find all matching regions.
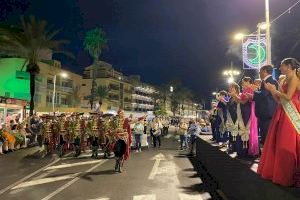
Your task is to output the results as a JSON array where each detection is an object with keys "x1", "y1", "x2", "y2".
[
  {"x1": 258, "y1": 118, "x2": 272, "y2": 144},
  {"x1": 153, "y1": 135, "x2": 161, "y2": 147}
]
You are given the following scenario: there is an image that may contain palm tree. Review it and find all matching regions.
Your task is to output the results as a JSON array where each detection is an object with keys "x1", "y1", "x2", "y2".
[
  {"x1": 83, "y1": 27, "x2": 107, "y2": 110},
  {"x1": 96, "y1": 85, "x2": 109, "y2": 111},
  {"x1": 0, "y1": 16, "x2": 70, "y2": 115}
]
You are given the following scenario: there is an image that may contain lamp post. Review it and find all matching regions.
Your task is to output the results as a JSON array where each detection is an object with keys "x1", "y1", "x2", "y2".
[
  {"x1": 52, "y1": 72, "x2": 68, "y2": 115},
  {"x1": 265, "y1": 0, "x2": 271, "y2": 65},
  {"x1": 223, "y1": 69, "x2": 240, "y2": 84}
]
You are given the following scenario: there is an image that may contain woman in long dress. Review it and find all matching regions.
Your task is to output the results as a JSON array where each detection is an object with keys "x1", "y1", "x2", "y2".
[{"x1": 257, "y1": 58, "x2": 300, "y2": 187}]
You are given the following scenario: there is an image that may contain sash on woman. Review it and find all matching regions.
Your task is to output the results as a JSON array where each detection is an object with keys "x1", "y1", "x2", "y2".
[{"x1": 280, "y1": 98, "x2": 300, "y2": 134}]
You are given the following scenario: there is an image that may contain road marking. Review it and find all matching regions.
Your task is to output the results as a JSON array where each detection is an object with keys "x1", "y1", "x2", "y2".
[
  {"x1": 61, "y1": 153, "x2": 104, "y2": 160},
  {"x1": 32, "y1": 169, "x2": 57, "y2": 180},
  {"x1": 45, "y1": 160, "x2": 103, "y2": 170},
  {"x1": 41, "y1": 159, "x2": 108, "y2": 200},
  {"x1": 0, "y1": 152, "x2": 72, "y2": 196},
  {"x1": 12, "y1": 173, "x2": 80, "y2": 190},
  {"x1": 148, "y1": 153, "x2": 166, "y2": 180},
  {"x1": 178, "y1": 193, "x2": 204, "y2": 200},
  {"x1": 133, "y1": 194, "x2": 156, "y2": 200}
]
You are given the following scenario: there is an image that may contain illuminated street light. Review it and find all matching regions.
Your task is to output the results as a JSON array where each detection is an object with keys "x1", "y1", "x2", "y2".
[
  {"x1": 234, "y1": 33, "x2": 245, "y2": 41},
  {"x1": 227, "y1": 77, "x2": 234, "y2": 84},
  {"x1": 258, "y1": 22, "x2": 269, "y2": 30},
  {"x1": 212, "y1": 92, "x2": 217, "y2": 96},
  {"x1": 52, "y1": 72, "x2": 69, "y2": 115},
  {"x1": 60, "y1": 72, "x2": 68, "y2": 78},
  {"x1": 170, "y1": 86, "x2": 174, "y2": 93}
]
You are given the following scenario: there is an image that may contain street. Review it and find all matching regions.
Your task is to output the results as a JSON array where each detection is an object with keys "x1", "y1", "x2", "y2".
[{"x1": 0, "y1": 131, "x2": 212, "y2": 200}]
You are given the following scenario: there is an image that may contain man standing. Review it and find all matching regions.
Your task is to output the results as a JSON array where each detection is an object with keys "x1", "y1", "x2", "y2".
[{"x1": 253, "y1": 65, "x2": 278, "y2": 145}]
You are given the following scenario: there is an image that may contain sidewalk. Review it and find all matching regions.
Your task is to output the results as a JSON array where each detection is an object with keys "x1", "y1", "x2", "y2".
[{"x1": 193, "y1": 135, "x2": 300, "y2": 200}]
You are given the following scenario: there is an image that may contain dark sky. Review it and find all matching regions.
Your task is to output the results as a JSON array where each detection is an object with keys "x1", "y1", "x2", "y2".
[{"x1": 1, "y1": 0, "x2": 300, "y2": 101}]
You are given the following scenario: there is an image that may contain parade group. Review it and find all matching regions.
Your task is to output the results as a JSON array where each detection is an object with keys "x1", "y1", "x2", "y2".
[
  {"x1": 209, "y1": 58, "x2": 300, "y2": 187},
  {"x1": 1, "y1": 57, "x2": 299, "y2": 187},
  {"x1": 0, "y1": 107, "x2": 208, "y2": 173}
]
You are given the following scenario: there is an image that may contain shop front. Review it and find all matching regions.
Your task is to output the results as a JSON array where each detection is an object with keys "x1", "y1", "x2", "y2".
[{"x1": 0, "y1": 97, "x2": 27, "y2": 128}]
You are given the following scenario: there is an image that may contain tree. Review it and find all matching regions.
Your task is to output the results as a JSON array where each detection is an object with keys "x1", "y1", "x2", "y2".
[
  {"x1": 170, "y1": 92, "x2": 180, "y2": 116},
  {"x1": 153, "y1": 102, "x2": 167, "y2": 117},
  {"x1": 83, "y1": 27, "x2": 107, "y2": 110},
  {"x1": 177, "y1": 87, "x2": 193, "y2": 116},
  {"x1": 96, "y1": 85, "x2": 109, "y2": 111},
  {"x1": 0, "y1": 16, "x2": 70, "y2": 115}
]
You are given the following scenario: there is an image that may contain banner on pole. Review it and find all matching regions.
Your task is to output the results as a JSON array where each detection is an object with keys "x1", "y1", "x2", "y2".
[{"x1": 242, "y1": 35, "x2": 267, "y2": 69}]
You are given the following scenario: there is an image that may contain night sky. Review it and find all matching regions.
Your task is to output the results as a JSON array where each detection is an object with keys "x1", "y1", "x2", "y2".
[{"x1": 1, "y1": 0, "x2": 300, "y2": 101}]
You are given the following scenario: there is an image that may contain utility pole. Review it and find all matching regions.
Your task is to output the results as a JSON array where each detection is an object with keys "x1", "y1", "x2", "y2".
[{"x1": 265, "y1": 0, "x2": 271, "y2": 65}]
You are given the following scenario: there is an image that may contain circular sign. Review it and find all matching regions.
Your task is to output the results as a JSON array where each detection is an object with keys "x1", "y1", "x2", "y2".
[{"x1": 243, "y1": 37, "x2": 267, "y2": 69}]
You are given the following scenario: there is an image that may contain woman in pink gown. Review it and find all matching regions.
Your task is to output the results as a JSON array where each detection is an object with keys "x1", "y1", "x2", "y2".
[{"x1": 257, "y1": 58, "x2": 300, "y2": 187}]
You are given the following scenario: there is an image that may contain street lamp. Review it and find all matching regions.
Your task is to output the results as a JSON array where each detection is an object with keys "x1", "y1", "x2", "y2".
[
  {"x1": 223, "y1": 69, "x2": 240, "y2": 84},
  {"x1": 234, "y1": 33, "x2": 245, "y2": 41},
  {"x1": 170, "y1": 86, "x2": 174, "y2": 93},
  {"x1": 52, "y1": 72, "x2": 69, "y2": 115},
  {"x1": 265, "y1": 0, "x2": 271, "y2": 65}
]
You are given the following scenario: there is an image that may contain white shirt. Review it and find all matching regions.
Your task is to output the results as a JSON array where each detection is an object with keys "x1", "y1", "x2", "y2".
[{"x1": 263, "y1": 75, "x2": 272, "y2": 81}]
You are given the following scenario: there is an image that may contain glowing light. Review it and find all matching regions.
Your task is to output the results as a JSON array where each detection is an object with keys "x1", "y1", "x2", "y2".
[
  {"x1": 60, "y1": 72, "x2": 68, "y2": 78},
  {"x1": 258, "y1": 22, "x2": 269, "y2": 30},
  {"x1": 234, "y1": 33, "x2": 245, "y2": 41},
  {"x1": 228, "y1": 77, "x2": 234, "y2": 84}
]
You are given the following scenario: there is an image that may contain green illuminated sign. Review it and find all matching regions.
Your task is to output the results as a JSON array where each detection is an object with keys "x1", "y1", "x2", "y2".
[{"x1": 243, "y1": 36, "x2": 267, "y2": 69}]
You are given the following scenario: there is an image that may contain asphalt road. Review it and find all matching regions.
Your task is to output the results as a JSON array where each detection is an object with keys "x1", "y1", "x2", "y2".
[{"x1": 0, "y1": 131, "x2": 212, "y2": 200}]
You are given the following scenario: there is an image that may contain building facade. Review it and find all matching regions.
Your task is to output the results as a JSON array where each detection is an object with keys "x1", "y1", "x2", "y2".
[
  {"x1": 129, "y1": 75, "x2": 155, "y2": 113},
  {"x1": 80, "y1": 61, "x2": 133, "y2": 112}
]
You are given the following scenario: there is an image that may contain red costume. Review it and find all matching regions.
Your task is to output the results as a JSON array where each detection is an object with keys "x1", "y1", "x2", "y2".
[{"x1": 123, "y1": 118, "x2": 132, "y2": 160}]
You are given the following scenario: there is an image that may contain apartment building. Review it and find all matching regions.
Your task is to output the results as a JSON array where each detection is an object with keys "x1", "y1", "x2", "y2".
[{"x1": 80, "y1": 61, "x2": 133, "y2": 112}]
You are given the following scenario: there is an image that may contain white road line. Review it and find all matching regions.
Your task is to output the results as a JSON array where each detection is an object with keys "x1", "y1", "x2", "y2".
[
  {"x1": 0, "y1": 152, "x2": 72, "y2": 196},
  {"x1": 61, "y1": 153, "x2": 104, "y2": 160},
  {"x1": 32, "y1": 169, "x2": 57, "y2": 180},
  {"x1": 45, "y1": 160, "x2": 103, "y2": 170},
  {"x1": 148, "y1": 153, "x2": 166, "y2": 180},
  {"x1": 178, "y1": 193, "x2": 204, "y2": 200},
  {"x1": 133, "y1": 194, "x2": 156, "y2": 200},
  {"x1": 12, "y1": 173, "x2": 80, "y2": 190},
  {"x1": 41, "y1": 160, "x2": 108, "y2": 200}
]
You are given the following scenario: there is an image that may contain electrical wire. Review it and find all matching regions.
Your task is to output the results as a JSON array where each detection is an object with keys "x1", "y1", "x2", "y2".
[{"x1": 248, "y1": 0, "x2": 300, "y2": 36}]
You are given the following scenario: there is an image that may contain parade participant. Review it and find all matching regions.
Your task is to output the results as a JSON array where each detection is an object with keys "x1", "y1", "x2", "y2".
[
  {"x1": 122, "y1": 110, "x2": 133, "y2": 160},
  {"x1": 90, "y1": 115, "x2": 100, "y2": 159},
  {"x1": 227, "y1": 83, "x2": 250, "y2": 158},
  {"x1": 133, "y1": 118, "x2": 144, "y2": 152},
  {"x1": 241, "y1": 77, "x2": 259, "y2": 157},
  {"x1": 226, "y1": 83, "x2": 239, "y2": 154},
  {"x1": 209, "y1": 102, "x2": 218, "y2": 142},
  {"x1": 258, "y1": 58, "x2": 300, "y2": 187},
  {"x1": 215, "y1": 91, "x2": 228, "y2": 144},
  {"x1": 253, "y1": 65, "x2": 278, "y2": 145}
]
